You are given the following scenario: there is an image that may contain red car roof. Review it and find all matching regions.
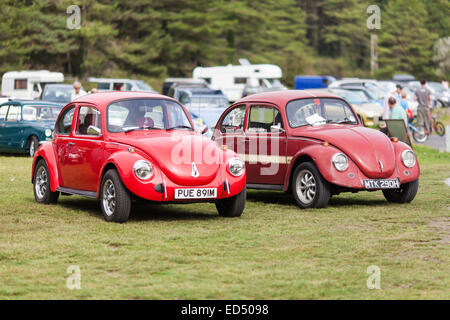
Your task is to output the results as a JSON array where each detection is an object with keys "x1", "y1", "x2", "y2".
[
  {"x1": 72, "y1": 91, "x2": 177, "y2": 109},
  {"x1": 237, "y1": 90, "x2": 344, "y2": 106}
]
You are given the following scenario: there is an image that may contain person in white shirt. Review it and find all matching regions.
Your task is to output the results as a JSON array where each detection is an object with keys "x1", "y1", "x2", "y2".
[{"x1": 71, "y1": 81, "x2": 87, "y2": 101}]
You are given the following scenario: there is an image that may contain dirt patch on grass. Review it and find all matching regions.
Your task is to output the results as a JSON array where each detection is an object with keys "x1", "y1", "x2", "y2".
[{"x1": 428, "y1": 217, "x2": 450, "y2": 245}]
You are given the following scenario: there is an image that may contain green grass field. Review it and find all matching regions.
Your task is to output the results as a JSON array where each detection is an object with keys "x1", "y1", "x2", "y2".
[{"x1": 0, "y1": 146, "x2": 449, "y2": 299}]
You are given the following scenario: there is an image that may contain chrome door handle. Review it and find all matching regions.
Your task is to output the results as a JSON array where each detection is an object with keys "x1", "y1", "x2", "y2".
[
  {"x1": 68, "y1": 142, "x2": 76, "y2": 146},
  {"x1": 241, "y1": 139, "x2": 252, "y2": 143}
]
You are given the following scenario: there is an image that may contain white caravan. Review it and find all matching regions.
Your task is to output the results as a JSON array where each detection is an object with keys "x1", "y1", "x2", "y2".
[
  {"x1": 193, "y1": 60, "x2": 286, "y2": 102},
  {"x1": 1, "y1": 70, "x2": 64, "y2": 99}
]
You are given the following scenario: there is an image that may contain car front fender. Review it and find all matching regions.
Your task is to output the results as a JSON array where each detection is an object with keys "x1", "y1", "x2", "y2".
[{"x1": 31, "y1": 142, "x2": 60, "y2": 192}]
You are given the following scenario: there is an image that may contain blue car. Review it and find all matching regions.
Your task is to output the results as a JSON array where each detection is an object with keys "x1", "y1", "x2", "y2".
[{"x1": 0, "y1": 100, "x2": 62, "y2": 156}]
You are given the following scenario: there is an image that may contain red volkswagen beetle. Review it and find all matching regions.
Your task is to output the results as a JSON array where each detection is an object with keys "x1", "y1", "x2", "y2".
[
  {"x1": 213, "y1": 91, "x2": 420, "y2": 209},
  {"x1": 32, "y1": 92, "x2": 246, "y2": 222}
]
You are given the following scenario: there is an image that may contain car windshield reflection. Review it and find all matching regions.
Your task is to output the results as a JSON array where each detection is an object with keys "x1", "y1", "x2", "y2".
[
  {"x1": 107, "y1": 98, "x2": 193, "y2": 133},
  {"x1": 286, "y1": 98, "x2": 358, "y2": 128}
]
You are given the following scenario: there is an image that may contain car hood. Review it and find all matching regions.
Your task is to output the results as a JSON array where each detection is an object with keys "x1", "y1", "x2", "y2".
[
  {"x1": 351, "y1": 102, "x2": 383, "y2": 116},
  {"x1": 110, "y1": 131, "x2": 222, "y2": 185},
  {"x1": 292, "y1": 125, "x2": 396, "y2": 178}
]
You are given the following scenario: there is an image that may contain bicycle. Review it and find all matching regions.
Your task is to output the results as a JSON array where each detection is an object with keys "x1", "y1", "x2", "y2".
[
  {"x1": 432, "y1": 115, "x2": 446, "y2": 136},
  {"x1": 408, "y1": 119, "x2": 428, "y2": 143}
]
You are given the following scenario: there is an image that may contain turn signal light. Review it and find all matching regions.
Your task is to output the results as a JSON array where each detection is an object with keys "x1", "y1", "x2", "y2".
[
  {"x1": 390, "y1": 137, "x2": 398, "y2": 142},
  {"x1": 322, "y1": 142, "x2": 329, "y2": 147},
  {"x1": 222, "y1": 145, "x2": 228, "y2": 151},
  {"x1": 128, "y1": 147, "x2": 136, "y2": 153}
]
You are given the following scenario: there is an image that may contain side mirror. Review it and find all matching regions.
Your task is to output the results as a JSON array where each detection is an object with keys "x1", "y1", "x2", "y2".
[
  {"x1": 270, "y1": 125, "x2": 285, "y2": 133},
  {"x1": 87, "y1": 125, "x2": 102, "y2": 136},
  {"x1": 201, "y1": 125, "x2": 209, "y2": 135}
]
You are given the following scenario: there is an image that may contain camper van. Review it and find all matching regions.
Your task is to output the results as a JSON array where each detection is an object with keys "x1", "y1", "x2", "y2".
[
  {"x1": 1, "y1": 70, "x2": 64, "y2": 100},
  {"x1": 193, "y1": 61, "x2": 286, "y2": 102}
]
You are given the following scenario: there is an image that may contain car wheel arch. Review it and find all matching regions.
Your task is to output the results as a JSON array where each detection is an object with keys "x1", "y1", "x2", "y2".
[{"x1": 285, "y1": 154, "x2": 315, "y2": 192}]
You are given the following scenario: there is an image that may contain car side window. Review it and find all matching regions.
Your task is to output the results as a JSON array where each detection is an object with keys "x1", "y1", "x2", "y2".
[
  {"x1": 55, "y1": 105, "x2": 76, "y2": 135},
  {"x1": 0, "y1": 105, "x2": 9, "y2": 120},
  {"x1": 6, "y1": 105, "x2": 21, "y2": 121},
  {"x1": 220, "y1": 105, "x2": 246, "y2": 133},
  {"x1": 248, "y1": 106, "x2": 283, "y2": 133},
  {"x1": 77, "y1": 106, "x2": 102, "y2": 135}
]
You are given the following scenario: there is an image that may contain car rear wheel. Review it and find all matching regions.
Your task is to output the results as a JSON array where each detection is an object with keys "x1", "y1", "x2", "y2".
[
  {"x1": 382, "y1": 179, "x2": 419, "y2": 203},
  {"x1": 215, "y1": 188, "x2": 246, "y2": 217},
  {"x1": 100, "y1": 169, "x2": 131, "y2": 222},
  {"x1": 33, "y1": 160, "x2": 59, "y2": 204},
  {"x1": 292, "y1": 162, "x2": 330, "y2": 209},
  {"x1": 29, "y1": 136, "x2": 39, "y2": 157}
]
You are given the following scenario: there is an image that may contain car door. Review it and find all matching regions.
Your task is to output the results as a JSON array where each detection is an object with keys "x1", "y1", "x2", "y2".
[
  {"x1": 244, "y1": 104, "x2": 287, "y2": 185},
  {"x1": 2, "y1": 104, "x2": 23, "y2": 150},
  {"x1": 0, "y1": 104, "x2": 10, "y2": 150},
  {"x1": 68, "y1": 105, "x2": 104, "y2": 191},
  {"x1": 53, "y1": 104, "x2": 77, "y2": 188},
  {"x1": 215, "y1": 105, "x2": 247, "y2": 160}
]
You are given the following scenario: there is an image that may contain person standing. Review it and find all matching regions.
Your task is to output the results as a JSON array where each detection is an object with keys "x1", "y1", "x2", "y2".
[
  {"x1": 414, "y1": 79, "x2": 432, "y2": 133},
  {"x1": 71, "y1": 81, "x2": 87, "y2": 101}
]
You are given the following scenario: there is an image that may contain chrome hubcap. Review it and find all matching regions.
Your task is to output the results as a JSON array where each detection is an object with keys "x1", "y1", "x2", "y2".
[
  {"x1": 102, "y1": 179, "x2": 116, "y2": 216},
  {"x1": 296, "y1": 169, "x2": 316, "y2": 204},
  {"x1": 35, "y1": 166, "x2": 48, "y2": 199}
]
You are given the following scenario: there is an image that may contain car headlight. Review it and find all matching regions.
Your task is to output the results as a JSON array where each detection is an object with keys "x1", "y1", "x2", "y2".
[
  {"x1": 401, "y1": 150, "x2": 416, "y2": 168},
  {"x1": 228, "y1": 157, "x2": 245, "y2": 176},
  {"x1": 332, "y1": 153, "x2": 349, "y2": 171},
  {"x1": 133, "y1": 160, "x2": 154, "y2": 180},
  {"x1": 45, "y1": 129, "x2": 52, "y2": 137}
]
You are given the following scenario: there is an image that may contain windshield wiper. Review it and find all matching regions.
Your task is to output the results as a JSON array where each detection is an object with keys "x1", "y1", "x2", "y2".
[
  {"x1": 124, "y1": 126, "x2": 152, "y2": 133},
  {"x1": 167, "y1": 125, "x2": 194, "y2": 131}
]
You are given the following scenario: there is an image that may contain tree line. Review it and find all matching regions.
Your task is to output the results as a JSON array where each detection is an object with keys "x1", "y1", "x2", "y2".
[{"x1": 0, "y1": 0, "x2": 448, "y2": 89}]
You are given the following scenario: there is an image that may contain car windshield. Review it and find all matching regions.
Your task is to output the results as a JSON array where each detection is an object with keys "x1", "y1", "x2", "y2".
[
  {"x1": 365, "y1": 85, "x2": 384, "y2": 100},
  {"x1": 186, "y1": 96, "x2": 229, "y2": 109},
  {"x1": 22, "y1": 105, "x2": 62, "y2": 121},
  {"x1": 286, "y1": 98, "x2": 358, "y2": 128},
  {"x1": 107, "y1": 98, "x2": 193, "y2": 132},
  {"x1": 42, "y1": 85, "x2": 73, "y2": 103},
  {"x1": 338, "y1": 90, "x2": 369, "y2": 104}
]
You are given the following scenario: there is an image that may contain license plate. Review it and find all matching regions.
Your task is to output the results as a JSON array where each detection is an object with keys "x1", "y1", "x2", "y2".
[
  {"x1": 363, "y1": 179, "x2": 400, "y2": 189},
  {"x1": 174, "y1": 188, "x2": 217, "y2": 199}
]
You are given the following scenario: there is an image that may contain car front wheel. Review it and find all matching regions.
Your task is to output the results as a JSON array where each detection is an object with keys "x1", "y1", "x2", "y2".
[
  {"x1": 100, "y1": 169, "x2": 131, "y2": 222},
  {"x1": 292, "y1": 162, "x2": 331, "y2": 209},
  {"x1": 29, "y1": 136, "x2": 39, "y2": 157},
  {"x1": 33, "y1": 160, "x2": 59, "y2": 204},
  {"x1": 382, "y1": 179, "x2": 419, "y2": 203},
  {"x1": 215, "y1": 188, "x2": 246, "y2": 217}
]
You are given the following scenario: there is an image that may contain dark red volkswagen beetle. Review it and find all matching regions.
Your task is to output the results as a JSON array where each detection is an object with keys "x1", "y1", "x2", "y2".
[
  {"x1": 213, "y1": 90, "x2": 420, "y2": 209},
  {"x1": 32, "y1": 92, "x2": 246, "y2": 222}
]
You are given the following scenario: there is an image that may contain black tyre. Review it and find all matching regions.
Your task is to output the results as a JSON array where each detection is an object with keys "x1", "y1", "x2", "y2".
[
  {"x1": 292, "y1": 162, "x2": 331, "y2": 209},
  {"x1": 215, "y1": 188, "x2": 246, "y2": 217},
  {"x1": 33, "y1": 160, "x2": 59, "y2": 204},
  {"x1": 100, "y1": 169, "x2": 131, "y2": 222},
  {"x1": 435, "y1": 121, "x2": 445, "y2": 136},
  {"x1": 382, "y1": 179, "x2": 419, "y2": 203},
  {"x1": 29, "y1": 136, "x2": 39, "y2": 157}
]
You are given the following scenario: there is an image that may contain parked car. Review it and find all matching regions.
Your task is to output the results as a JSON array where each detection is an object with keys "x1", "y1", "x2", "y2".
[
  {"x1": 172, "y1": 87, "x2": 229, "y2": 133},
  {"x1": 428, "y1": 82, "x2": 449, "y2": 108},
  {"x1": 162, "y1": 78, "x2": 208, "y2": 96},
  {"x1": 40, "y1": 84, "x2": 85, "y2": 104},
  {"x1": 88, "y1": 78, "x2": 157, "y2": 93},
  {"x1": 0, "y1": 100, "x2": 62, "y2": 156},
  {"x1": 32, "y1": 92, "x2": 247, "y2": 222},
  {"x1": 213, "y1": 91, "x2": 420, "y2": 209},
  {"x1": 329, "y1": 79, "x2": 385, "y2": 105},
  {"x1": 1, "y1": 70, "x2": 64, "y2": 100}
]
